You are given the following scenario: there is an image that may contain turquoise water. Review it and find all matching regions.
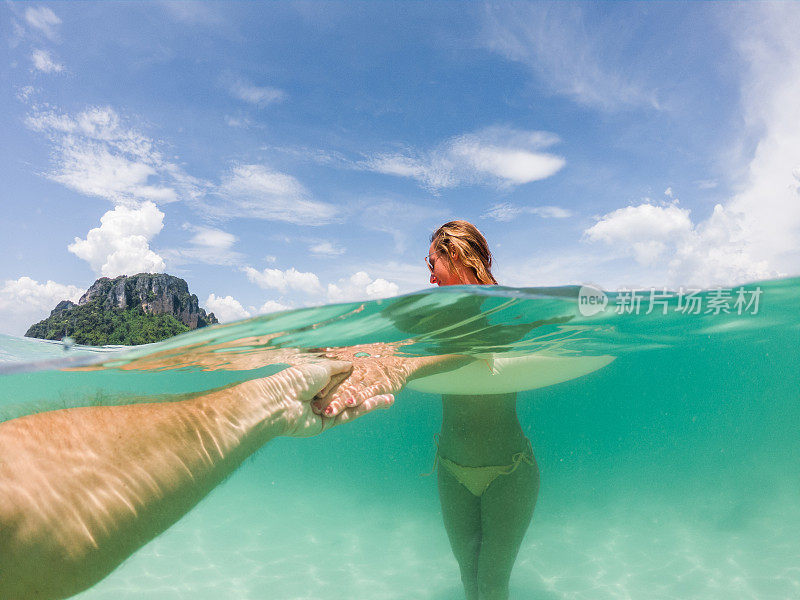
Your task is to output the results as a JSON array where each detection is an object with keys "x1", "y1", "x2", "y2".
[{"x1": 1, "y1": 278, "x2": 798, "y2": 599}]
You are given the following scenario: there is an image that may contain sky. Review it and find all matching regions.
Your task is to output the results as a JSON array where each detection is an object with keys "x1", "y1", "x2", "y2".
[{"x1": 1, "y1": 1, "x2": 799, "y2": 334}]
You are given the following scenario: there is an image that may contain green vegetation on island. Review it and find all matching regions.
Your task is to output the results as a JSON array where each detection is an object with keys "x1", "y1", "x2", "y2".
[
  {"x1": 25, "y1": 303, "x2": 191, "y2": 346},
  {"x1": 25, "y1": 273, "x2": 218, "y2": 346}
]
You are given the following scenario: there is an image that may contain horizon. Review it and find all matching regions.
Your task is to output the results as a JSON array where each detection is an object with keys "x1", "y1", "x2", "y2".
[{"x1": 2, "y1": 2, "x2": 799, "y2": 335}]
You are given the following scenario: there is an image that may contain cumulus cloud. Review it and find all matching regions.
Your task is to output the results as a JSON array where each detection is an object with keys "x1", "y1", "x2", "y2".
[
  {"x1": 31, "y1": 49, "x2": 63, "y2": 73},
  {"x1": 0, "y1": 277, "x2": 82, "y2": 336},
  {"x1": 482, "y1": 4, "x2": 660, "y2": 111},
  {"x1": 68, "y1": 202, "x2": 166, "y2": 277},
  {"x1": 482, "y1": 202, "x2": 572, "y2": 222},
  {"x1": 256, "y1": 299, "x2": 292, "y2": 314},
  {"x1": 213, "y1": 164, "x2": 337, "y2": 224},
  {"x1": 242, "y1": 264, "x2": 402, "y2": 304},
  {"x1": 309, "y1": 241, "x2": 345, "y2": 257},
  {"x1": 364, "y1": 127, "x2": 565, "y2": 191},
  {"x1": 204, "y1": 293, "x2": 251, "y2": 323},
  {"x1": 327, "y1": 271, "x2": 399, "y2": 303},
  {"x1": 584, "y1": 202, "x2": 693, "y2": 266},
  {"x1": 229, "y1": 79, "x2": 286, "y2": 107},
  {"x1": 25, "y1": 105, "x2": 204, "y2": 205},
  {"x1": 718, "y1": 4, "x2": 800, "y2": 279},
  {"x1": 581, "y1": 6, "x2": 800, "y2": 288},
  {"x1": 583, "y1": 201, "x2": 776, "y2": 287},
  {"x1": 24, "y1": 6, "x2": 61, "y2": 40},
  {"x1": 243, "y1": 265, "x2": 323, "y2": 295},
  {"x1": 202, "y1": 293, "x2": 293, "y2": 323}
]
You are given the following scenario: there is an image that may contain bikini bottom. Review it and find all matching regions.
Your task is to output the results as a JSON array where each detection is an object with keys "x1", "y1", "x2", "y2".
[{"x1": 429, "y1": 435, "x2": 534, "y2": 497}]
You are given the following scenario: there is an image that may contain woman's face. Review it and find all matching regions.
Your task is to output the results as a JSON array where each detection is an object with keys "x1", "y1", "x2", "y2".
[{"x1": 428, "y1": 242, "x2": 462, "y2": 286}]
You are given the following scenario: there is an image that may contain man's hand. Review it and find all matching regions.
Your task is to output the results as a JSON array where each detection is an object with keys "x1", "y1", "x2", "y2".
[
  {"x1": 239, "y1": 360, "x2": 396, "y2": 437},
  {"x1": 309, "y1": 343, "x2": 469, "y2": 417}
]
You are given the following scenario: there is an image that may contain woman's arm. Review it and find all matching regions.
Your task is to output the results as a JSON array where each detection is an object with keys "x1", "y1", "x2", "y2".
[
  {"x1": 0, "y1": 362, "x2": 392, "y2": 600},
  {"x1": 310, "y1": 342, "x2": 471, "y2": 416}
]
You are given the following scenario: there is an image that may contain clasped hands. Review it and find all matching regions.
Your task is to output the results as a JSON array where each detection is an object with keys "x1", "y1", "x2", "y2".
[{"x1": 263, "y1": 341, "x2": 468, "y2": 437}]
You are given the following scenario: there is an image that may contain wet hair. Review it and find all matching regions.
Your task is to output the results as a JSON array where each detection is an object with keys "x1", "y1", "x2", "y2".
[{"x1": 430, "y1": 220, "x2": 498, "y2": 285}]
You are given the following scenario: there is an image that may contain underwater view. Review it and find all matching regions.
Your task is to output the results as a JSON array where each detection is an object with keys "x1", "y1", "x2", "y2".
[{"x1": 1, "y1": 277, "x2": 798, "y2": 600}]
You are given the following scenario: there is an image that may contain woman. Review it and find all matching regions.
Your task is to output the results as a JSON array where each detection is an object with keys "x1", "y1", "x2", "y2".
[
  {"x1": 425, "y1": 221, "x2": 539, "y2": 600},
  {"x1": 312, "y1": 220, "x2": 540, "y2": 599}
]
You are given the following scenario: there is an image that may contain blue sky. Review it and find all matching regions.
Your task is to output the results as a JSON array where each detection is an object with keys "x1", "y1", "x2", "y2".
[{"x1": 1, "y1": 2, "x2": 799, "y2": 333}]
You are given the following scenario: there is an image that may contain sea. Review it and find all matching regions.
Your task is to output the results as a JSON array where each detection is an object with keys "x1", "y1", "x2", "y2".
[{"x1": 1, "y1": 277, "x2": 798, "y2": 600}]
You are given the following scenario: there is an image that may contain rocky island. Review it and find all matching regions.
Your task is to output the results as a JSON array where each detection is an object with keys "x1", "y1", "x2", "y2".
[{"x1": 25, "y1": 273, "x2": 218, "y2": 346}]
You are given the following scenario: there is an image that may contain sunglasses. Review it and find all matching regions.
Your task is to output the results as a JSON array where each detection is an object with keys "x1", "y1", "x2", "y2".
[{"x1": 425, "y1": 253, "x2": 437, "y2": 272}]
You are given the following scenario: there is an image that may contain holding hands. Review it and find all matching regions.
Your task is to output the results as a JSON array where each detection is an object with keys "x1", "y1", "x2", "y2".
[
  {"x1": 252, "y1": 360, "x2": 396, "y2": 437},
  {"x1": 309, "y1": 342, "x2": 469, "y2": 417}
]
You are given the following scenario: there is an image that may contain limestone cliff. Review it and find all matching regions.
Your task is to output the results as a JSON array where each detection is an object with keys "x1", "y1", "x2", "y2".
[
  {"x1": 77, "y1": 273, "x2": 217, "y2": 329},
  {"x1": 25, "y1": 273, "x2": 218, "y2": 346}
]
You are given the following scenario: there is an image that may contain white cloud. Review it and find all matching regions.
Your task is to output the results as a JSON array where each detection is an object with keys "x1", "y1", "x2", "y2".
[
  {"x1": 25, "y1": 106, "x2": 204, "y2": 205},
  {"x1": 354, "y1": 260, "x2": 430, "y2": 294},
  {"x1": 327, "y1": 271, "x2": 399, "y2": 303},
  {"x1": 31, "y1": 49, "x2": 63, "y2": 73},
  {"x1": 24, "y1": 6, "x2": 61, "y2": 40},
  {"x1": 584, "y1": 202, "x2": 693, "y2": 265},
  {"x1": 256, "y1": 299, "x2": 292, "y2": 314},
  {"x1": 16, "y1": 85, "x2": 36, "y2": 102},
  {"x1": 664, "y1": 187, "x2": 673, "y2": 198},
  {"x1": 213, "y1": 164, "x2": 337, "y2": 225},
  {"x1": 243, "y1": 265, "x2": 403, "y2": 305},
  {"x1": 188, "y1": 225, "x2": 236, "y2": 251},
  {"x1": 482, "y1": 4, "x2": 660, "y2": 111},
  {"x1": 583, "y1": 201, "x2": 777, "y2": 288},
  {"x1": 25, "y1": 107, "x2": 332, "y2": 230},
  {"x1": 364, "y1": 127, "x2": 565, "y2": 191},
  {"x1": 0, "y1": 277, "x2": 82, "y2": 336},
  {"x1": 667, "y1": 204, "x2": 776, "y2": 289},
  {"x1": 68, "y1": 202, "x2": 167, "y2": 277},
  {"x1": 243, "y1": 265, "x2": 323, "y2": 295},
  {"x1": 203, "y1": 294, "x2": 292, "y2": 323},
  {"x1": 229, "y1": 80, "x2": 285, "y2": 107},
  {"x1": 309, "y1": 241, "x2": 345, "y2": 257},
  {"x1": 718, "y1": 4, "x2": 800, "y2": 279},
  {"x1": 482, "y1": 202, "x2": 573, "y2": 222},
  {"x1": 165, "y1": 225, "x2": 243, "y2": 267},
  {"x1": 695, "y1": 179, "x2": 718, "y2": 190},
  {"x1": 204, "y1": 293, "x2": 251, "y2": 323},
  {"x1": 580, "y1": 5, "x2": 800, "y2": 288}
]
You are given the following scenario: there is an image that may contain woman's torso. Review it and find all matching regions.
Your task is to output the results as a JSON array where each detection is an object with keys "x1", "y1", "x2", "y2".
[{"x1": 438, "y1": 393, "x2": 529, "y2": 466}]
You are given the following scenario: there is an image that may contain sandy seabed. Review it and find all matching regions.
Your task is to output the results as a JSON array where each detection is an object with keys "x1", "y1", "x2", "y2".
[{"x1": 76, "y1": 469, "x2": 800, "y2": 600}]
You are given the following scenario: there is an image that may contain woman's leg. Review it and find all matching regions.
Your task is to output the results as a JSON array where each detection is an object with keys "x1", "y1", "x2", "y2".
[
  {"x1": 438, "y1": 466, "x2": 482, "y2": 600},
  {"x1": 477, "y1": 455, "x2": 540, "y2": 600}
]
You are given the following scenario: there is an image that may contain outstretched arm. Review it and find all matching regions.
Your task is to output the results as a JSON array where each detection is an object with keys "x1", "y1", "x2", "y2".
[
  {"x1": 310, "y1": 342, "x2": 471, "y2": 416},
  {"x1": 0, "y1": 361, "x2": 392, "y2": 600}
]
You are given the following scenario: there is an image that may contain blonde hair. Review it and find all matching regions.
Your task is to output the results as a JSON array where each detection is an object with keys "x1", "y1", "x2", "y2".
[{"x1": 431, "y1": 220, "x2": 498, "y2": 285}]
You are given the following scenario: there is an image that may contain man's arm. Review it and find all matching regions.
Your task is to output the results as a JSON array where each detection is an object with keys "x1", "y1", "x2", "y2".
[{"x1": 0, "y1": 361, "x2": 392, "y2": 600}]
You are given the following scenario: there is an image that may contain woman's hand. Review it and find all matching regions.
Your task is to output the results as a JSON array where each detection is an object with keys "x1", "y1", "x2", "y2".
[
  {"x1": 309, "y1": 343, "x2": 470, "y2": 417},
  {"x1": 239, "y1": 359, "x2": 395, "y2": 437}
]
